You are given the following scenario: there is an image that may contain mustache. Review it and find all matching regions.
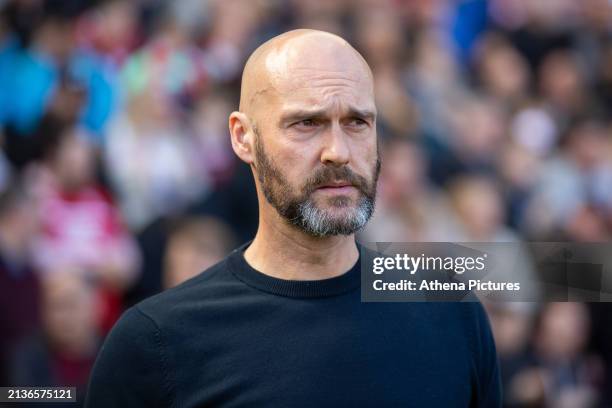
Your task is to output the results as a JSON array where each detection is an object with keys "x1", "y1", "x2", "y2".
[{"x1": 301, "y1": 165, "x2": 372, "y2": 197}]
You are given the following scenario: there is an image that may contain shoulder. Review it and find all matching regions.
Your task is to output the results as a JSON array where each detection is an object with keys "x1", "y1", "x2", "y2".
[
  {"x1": 444, "y1": 301, "x2": 494, "y2": 345},
  {"x1": 87, "y1": 306, "x2": 173, "y2": 407},
  {"x1": 410, "y1": 301, "x2": 494, "y2": 354},
  {"x1": 421, "y1": 301, "x2": 500, "y2": 405},
  {"x1": 87, "y1": 256, "x2": 242, "y2": 407}
]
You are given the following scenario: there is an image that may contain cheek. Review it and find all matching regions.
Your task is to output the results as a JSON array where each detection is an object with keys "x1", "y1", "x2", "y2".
[
  {"x1": 269, "y1": 129, "x2": 378, "y2": 183},
  {"x1": 352, "y1": 138, "x2": 378, "y2": 174},
  {"x1": 275, "y1": 139, "x2": 319, "y2": 180}
]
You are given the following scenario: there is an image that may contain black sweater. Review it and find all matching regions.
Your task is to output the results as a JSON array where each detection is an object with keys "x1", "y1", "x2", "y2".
[{"x1": 85, "y1": 243, "x2": 501, "y2": 407}]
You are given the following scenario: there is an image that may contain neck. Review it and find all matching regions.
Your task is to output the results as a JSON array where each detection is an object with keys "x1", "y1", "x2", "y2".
[{"x1": 244, "y1": 208, "x2": 359, "y2": 281}]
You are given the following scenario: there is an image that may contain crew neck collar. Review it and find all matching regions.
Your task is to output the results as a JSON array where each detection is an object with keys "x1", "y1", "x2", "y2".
[{"x1": 228, "y1": 241, "x2": 361, "y2": 298}]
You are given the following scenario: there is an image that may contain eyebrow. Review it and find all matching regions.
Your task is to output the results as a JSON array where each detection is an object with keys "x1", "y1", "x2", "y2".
[
  {"x1": 279, "y1": 107, "x2": 376, "y2": 126},
  {"x1": 347, "y1": 108, "x2": 376, "y2": 122}
]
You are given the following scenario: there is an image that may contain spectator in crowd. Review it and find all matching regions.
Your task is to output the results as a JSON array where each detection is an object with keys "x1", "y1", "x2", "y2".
[
  {"x1": 104, "y1": 18, "x2": 210, "y2": 229},
  {"x1": 523, "y1": 116, "x2": 612, "y2": 241},
  {"x1": 446, "y1": 174, "x2": 539, "y2": 299},
  {"x1": 189, "y1": 89, "x2": 238, "y2": 189},
  {"x1": 0, "y1": 180, "x2": 41, "y2": 386},
  {"x1": 31, "y1": 118, "x2": 140, "y2": 332},
  {"x1": 533, "y1": 302, "x2": 602, "y2": 408},
  {"x1": 473, "y1": 33, "x2": 531, "y2": 110},
  {"x1": 10, "y1": 272, "x2": 101, "y2": 407},
  {"x1": 0, "y1": 1, "x2": 121, "y2": 141},
  {"x1": 361, "y1": 137, "x2": 455, "y2": 242},
  {"x1": 0, "y1": 7, "x2": 77, "y2": 135},
  {"x1": 486, "y1": 303, "x2": 539, "y2": 408}
]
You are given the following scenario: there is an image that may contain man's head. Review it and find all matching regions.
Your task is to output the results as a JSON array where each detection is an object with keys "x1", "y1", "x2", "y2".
[{"x1": 229, "y1": 29, "x2": 380, "y2": 237}]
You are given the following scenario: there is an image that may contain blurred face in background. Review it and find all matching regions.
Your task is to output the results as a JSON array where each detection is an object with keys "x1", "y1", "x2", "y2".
[
  {"x1": 240, "y1": 32, "x2": 380, "y2": 237},
  {"x1": 89, "y1": 0, "x2": 137, "y2": 54},
  {"x1": 566, "y1": 120, "x2": 609, "y2": 170},
  {"x1": 194, "y1": 93, "x2": 233, "y2": 145},
  {"x1": 477, "y1": 35, "x2": 530, "y2": 102},
  {"x1": 128, "y1": 88, "x2": 177, "y2": 127},
  {"x1": 355, "y1": 6, "x2": 404, "y2": 69},
  {"x1": 51, "y1": 129, "x2": 96, "y2": 191},
  {"x1": 536, "y1": 302, "x2": 590, "y2": 361},
  {"x1": 488, "y1": 306, "x2": 534, "y2": 356},
  {"x1": 34, "y1": 17, "x2": 76, "y2": 62},
  {"x1": 451, "y1": 98, "x2": 506, "y2": 159},
  {"x1": 379, "y1": 139, "x2": 425, "y2": 205},
  {"x1": 539, "y1": 51, "x2": 585, "y2": 112},
  {"x1": 449, "y1": 176, "x2": 504, "y2": 239},
  {"x1": 163, "y1": 217, "x2": 236, "y2": 289},
  {"x1": 42, "y1": 272, "x2": 98, "y2": 356},
  {"x1": 413, "y1": 29, "x2": 459, "y2": 85}
]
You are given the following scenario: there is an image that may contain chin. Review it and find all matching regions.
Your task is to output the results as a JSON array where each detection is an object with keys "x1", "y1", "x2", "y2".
[
  {"x1": 319, "y1": 195, "x2": 356, "y2": 209},
  {"x1": 320, "y1": 205, "x2": 362, "y2": 221}
]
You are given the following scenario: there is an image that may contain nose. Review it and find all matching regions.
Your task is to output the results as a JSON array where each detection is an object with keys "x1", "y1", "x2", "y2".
[{"x1": 320, "y1": 123, "x2": 350, "y2": 166}]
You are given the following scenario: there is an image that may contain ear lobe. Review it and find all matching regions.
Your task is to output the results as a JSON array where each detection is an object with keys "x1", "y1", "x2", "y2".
[{"x1": 228, "y1": 112, "x2": 255, "y2": 164}]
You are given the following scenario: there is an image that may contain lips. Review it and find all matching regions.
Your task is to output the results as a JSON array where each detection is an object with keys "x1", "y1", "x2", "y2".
[
  {"x1": 316, "y1": 182, "x2": 356, "y2": 194},
  {"x1": 319, "y1": 182, "x2": 352, "y2": 188}
]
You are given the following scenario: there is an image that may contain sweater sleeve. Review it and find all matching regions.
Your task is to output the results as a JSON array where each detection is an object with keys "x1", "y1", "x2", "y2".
[
  {"x1": 85, "y1": 306, "x2": 173, "y2": 408},
  {"x1": 472, "y1": 302, "x2": 502, "y2": 408}
]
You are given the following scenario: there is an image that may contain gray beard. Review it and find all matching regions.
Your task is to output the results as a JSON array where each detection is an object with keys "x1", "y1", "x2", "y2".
[
  {"x1": 253, "y1": 127, "x2": 379, "y2": 238},
  {"x1": 292, "y1": 196, "x2": 375, "y2": 237}
]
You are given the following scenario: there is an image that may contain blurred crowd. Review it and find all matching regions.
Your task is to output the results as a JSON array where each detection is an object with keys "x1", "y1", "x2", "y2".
[{"x1": 1, "y1": 0, "x2": 612, "y2": 406}]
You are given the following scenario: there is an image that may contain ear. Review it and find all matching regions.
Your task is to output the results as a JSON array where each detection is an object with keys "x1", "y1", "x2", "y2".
[{"x1": 229, "y1": 111, "x2": 255, "y2": 164}]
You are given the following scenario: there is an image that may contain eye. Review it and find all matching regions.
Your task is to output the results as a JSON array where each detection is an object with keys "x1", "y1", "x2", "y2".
[
  {"x1": 347, "y1": 117, "x2": 368, "y2": 127},
  {"x1": 292, "y1": 119, "x2": 319, "y2": 130},
  {"x1": 298, "y1": 119, "x2": 317, "y2": 127}
]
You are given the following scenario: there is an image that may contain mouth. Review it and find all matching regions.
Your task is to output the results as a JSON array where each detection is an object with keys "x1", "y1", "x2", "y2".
[{"x1": 316, "y1": 181, "x2": 356, "y2": 194}]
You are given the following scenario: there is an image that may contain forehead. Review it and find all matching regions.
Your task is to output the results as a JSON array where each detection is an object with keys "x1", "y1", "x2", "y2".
[{"x1": 264, "y1": 43, "x2": 375, "y2": 113}]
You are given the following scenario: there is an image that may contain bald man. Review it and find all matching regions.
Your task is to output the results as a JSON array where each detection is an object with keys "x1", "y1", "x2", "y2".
[{"x1": 86, "y1": 30, "x2": 501, "y2": 407}]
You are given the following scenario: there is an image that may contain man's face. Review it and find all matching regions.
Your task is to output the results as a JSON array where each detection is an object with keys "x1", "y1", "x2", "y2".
[{"x1": 250, "y1": 50, "x2": 380, "y2": 237}]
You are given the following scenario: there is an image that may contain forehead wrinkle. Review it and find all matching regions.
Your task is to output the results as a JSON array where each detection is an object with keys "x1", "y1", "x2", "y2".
[
  {"x1": 282, "y1": 94, "x2": 376, "y2": 118},
  {"x1": 239, "y1": 29, "x2": 374, "y2": 118},
  {"x1": 287, "y1": 80, "x2": 365, "y2": 92},
  {"x1": 291, "y1": 73, "x2": 363, "y2": 86},
  {"x1": 283, "y1": 61, "x2": 370, "y2": 87},
  {"x1": 263, "y1": 37, "x2": 371, "y2": 91},
  {"x1": 281, "y1": 80, "x2": 373, "y2": 105},
  {"x1": 289, "y1": 67, "x2": 364, "y2": 80},
  {"x1": 279, "y1": 69, "x2": 372, "y2": 98}
]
